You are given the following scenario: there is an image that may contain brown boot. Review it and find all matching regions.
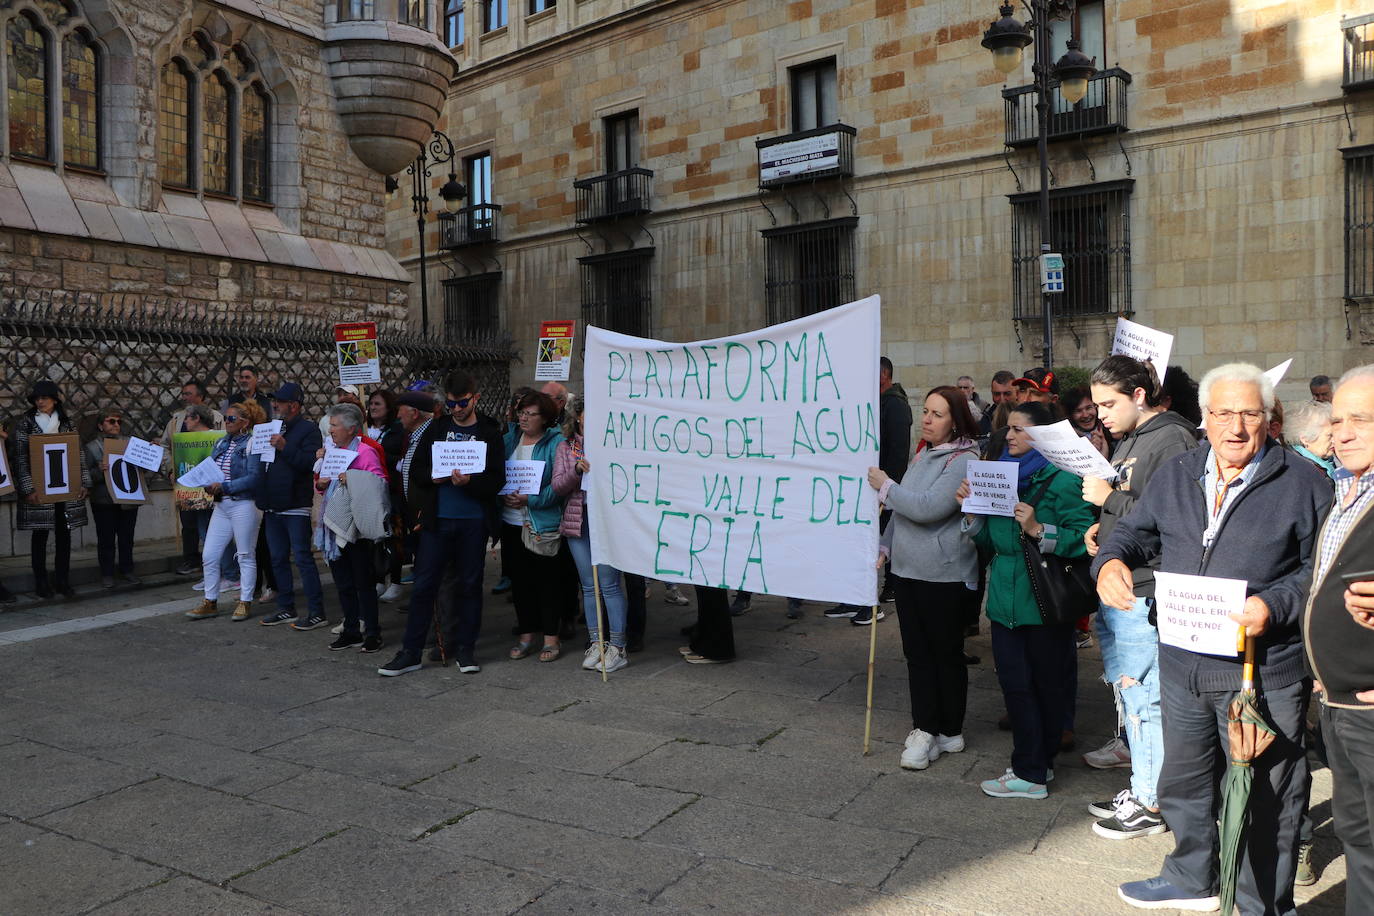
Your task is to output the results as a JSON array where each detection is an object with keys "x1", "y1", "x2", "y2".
[
  {"x1": 185, "y1": 598, "x2": 219, "y2": 620},
  {"x1": 231, "y1": 600, "x2": 251, "y2": 622}
]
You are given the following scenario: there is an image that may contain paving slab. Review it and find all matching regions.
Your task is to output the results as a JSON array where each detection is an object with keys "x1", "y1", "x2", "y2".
[
  {"x1": 231, "y1": 825, "x2": 552, "y2": 915},
  {"x1": 550, "y1": 697, "x2": 778, "y2": 747},
  {"x1": 700, "y1": 687, "x2": 914, "y2": 742},
  {"x1": 256, "y1": 725, "x2": 466, "y2": 787},
  {"x1": 250, "y1": 769, "x2": 471, "y2": 839},
  {"x1": 649, "y1": 658, "x2": 854, "y2": 700},
  {"x1": 0, "y1": 739, "x2": 154, "y2": 818},
  {"x1": 424, "y1": 808, "x2": 700, "y2": 900},
  {"x1": 656, "y1": 859, "x2": 936, "y2": 915},
  {"x1": 754, "y1": 723, "x2": 906, "y2": 768},
  {"x1": 413, "y1": 753, "x2": 695, "y2": 838},
  {"x1": 0, "y1": 695, "x2": 165, "y2": 753},
  {"x1": 282, "y1": 684, "x2": 487, "y2": 740},
  {"x1": 515, "y1": 880, "x2": 691, "y2": 915},
  {"x1": 36, "y1": 777, "x2": 341, "y2": 884},
  {"x1": 641, "y1": 796, "x2": 917, "y2": 888},
  {"x1": 99, "y1": 733, "x2": 307, "y2": 796},
  {"x1": 127, "y1": 695, "x2": 325, "y2": 752},
  {"x1": 613, "y1": 739, "x2": 876, "y2": 818},
  {"x1": 0, "y1": 820, "x2": 171, "y2": 915},
  {"x1": 87, "y1": 876, "x2": 297, "y2": 915},
  {"x1": 439, "y1": 710, "x2": 669, "y2": 776}
]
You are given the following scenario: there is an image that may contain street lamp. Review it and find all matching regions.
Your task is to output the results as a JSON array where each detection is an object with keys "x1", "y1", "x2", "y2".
[
  {"x1": 387, "y1": 130, "x2": 466, "y2": 336},
  {"x1": 982, "y1": 2, "x2": 1097, "y2": 370}
]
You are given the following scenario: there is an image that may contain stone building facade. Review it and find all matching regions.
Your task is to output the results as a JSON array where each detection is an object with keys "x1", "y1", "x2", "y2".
[{"x1": 405, "y1": 0, "x2": 1374, "y2": 399}]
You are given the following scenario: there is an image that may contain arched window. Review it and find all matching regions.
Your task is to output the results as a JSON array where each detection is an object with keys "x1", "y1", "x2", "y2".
[
  {"x1": 158, "y1": 59, "x2": 194, "y2": 189},
  {"x1": 61, "y1": 29, "x2": 99, "y2": 170},
  {"x1": 202, "y1": 70, "x2": 232, "y2": 195},
  {"x1": 241, "y1": 83, "x2": 270, "y2": 202},
  {"x1": 7, "y1": 13, "x2": 50, "y2": 161}
]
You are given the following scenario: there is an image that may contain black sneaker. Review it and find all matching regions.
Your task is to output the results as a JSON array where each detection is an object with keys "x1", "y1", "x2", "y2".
[
  {"x1": 824, "y1": 604, "x2": 858, "y2": 618},
  {"x1": 729, "y1": 596, "x2": 751, "y2": 616},
  {"x1": 1089, "y1": 789, "x2": 1130, "y2": 819},
  {"x1": 329, "y1": 632, "x2": 364, "y2": 651},
  {"x1": 1092, "y1": 794, "x2": 1168, "y2": 840},
  {"x1": 378, "y1": 651, "x2": 423, "y2": 677},
  {"x1": 175, "y1": 563, "x2": 199, "y2": 577},
  {"x1": 851, "y1": 608, "x2": 885, "y2": 626},
  {"x1": 0, "y1": 584, "x2": 15, "y2": 605},
  {"x1": 260, "y1": 610, "x2": 298, "y2": 627},
  {"x1": 291, "y1": 614, "x2": 328, "y2": 631},
  {"x1": 360, "y1": 635, "x2": 384, "y2": 654},
  {"x1": 879, "y1": 584, "x2": 895, "y2": 603},
  {"x1": 456, "y1": 648, "x2": 480, "y2": 673}
]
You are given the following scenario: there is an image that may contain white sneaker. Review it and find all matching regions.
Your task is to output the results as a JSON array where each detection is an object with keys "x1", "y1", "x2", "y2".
[
  {"x1": 192, "y1": 580, "x2": 206, "y2": 592},
  {"x1": 936, "y1": 733, "x2": 965, "y2": 754},
  {"x1": 380, "y1": 583, "x2": 404, "y2": 602},
  {"x1": 597, "y1": 644, "x2": 628, "y2": 673},
  {"x1": 222, "y1": 580, "x2": 240, "y2": 592},
  {"x1": 1083, "y1": 736, "x2": 1132, "y2": 769},
  {"x1": 582, "y1": 643, "x2": 602, "y2": 671},
  {"x1": 900, "y1": 729, "x2": 937, "y2": 770},
  {"x1": 258, "y1": 588, "x2": 276, "y2": 604},
  {"x1": 375, "y1": 583, "x2": 386, "y2": 597},
  {"x1": 330, "y1": 622, "x2": 345, "y2": 635}
]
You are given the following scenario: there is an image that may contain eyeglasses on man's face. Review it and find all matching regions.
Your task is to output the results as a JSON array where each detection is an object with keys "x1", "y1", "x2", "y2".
[
  {"x1": 1206, "y1": 408, "x2": 1265, "y2": 426},
  {"x1": 518, "y1": 409, "x2": 542, "y2": 420},
  {"x1": 446, "y1": 396, "x2": 475, "y2": 410}
]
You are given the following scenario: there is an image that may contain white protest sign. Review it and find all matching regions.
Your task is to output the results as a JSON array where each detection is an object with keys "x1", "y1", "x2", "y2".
[
  {"x1": 1024, "y1": 420, "x2": 1119, "y2": 480},
  {"x1": 498, "y1": 459, "x2": 545, "y2": 495},
  {"x1": 120, "y1": 436, "x2": 165, "y2": 473},
  {"x1": 1111, "y1": 317, "x2": 1173, "y2": 376},
  {"x1": 431, "y1": 440, "x2": 487, "y2": 476},
  {"x1": 1264, "y1": 358, "x2": 1293, "y2": 389},
  {"x1": 41, "y1": 442, "x2": 71, "y2": 497},
  {"x1": 1153, "y1": 570, "x2": 1246, "y2": 657},
  {"x1": 177, "y1": 456, "x2": 224, "y2": 488},
  {"x1": 585, "y1": 295, "x2": 882, "y2": 607},
  {"x1": 962, "y1": 460, "x2": 1018, "y2": 516},
  {"x1": 318, "y1": 447, "x2": 358, "y2": 480},
  {"x1": 249, "y1": 420, "x2": 281, "y2": 464},
  {"x1": 103, "y1": 440, "x2": 146, "y2": 505},
  {"x1": 0, "y1": 441, "x2": 13, "y2": 497}
]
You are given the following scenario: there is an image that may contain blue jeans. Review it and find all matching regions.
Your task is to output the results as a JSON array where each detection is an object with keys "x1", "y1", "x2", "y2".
[
  {"x1": 1095, "y1": 598, "x2": 1163, "y2": 807},
  {"x1": 990, "y1": 620, "x2": 1074, "y2": 785},
  {"x1": 566, "y1": 534, "x2": 627, "y2": 647},
  {"x1": 263, "y1": 512, "x2": 323, "y2": 616}
]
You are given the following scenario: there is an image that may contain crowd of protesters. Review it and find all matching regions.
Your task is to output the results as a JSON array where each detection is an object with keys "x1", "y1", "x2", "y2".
[{"x1": 7, "y1": 351, "x2": 1374, "y2": 914}]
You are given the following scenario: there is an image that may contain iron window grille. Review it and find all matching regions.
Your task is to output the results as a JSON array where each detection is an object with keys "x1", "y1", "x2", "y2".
[
  {"x1": 438, "y1": 204, "x2": 502, "y2": 247},
  {"x1": 442, "y1": 272, "x2": 503, "y2": 344},
  {"x1": 1345, "y1": 146, "x2": 1374, "y2": 299},
  {"x1": 574, "y1": 168, "x2": 653, "y2": 223},
  {"x1": 761, "y1": 217, "x2": 859, "y2": 326},
  {"x1": 1001, "y1": 69, "x2": 1132, "y2": 147},
  {"x1": 579, "y1": 248, "x2": 653, "y2": 337},
  {"x1": 1346, "y1": 14, "x2": 1374, "y2": 91},
  {"x1": 1009, "y1": 179, "x2": 1133, "y2": 320},
  {"x1": 756, "y1": 123, "x2": 856, "y2": 190}
]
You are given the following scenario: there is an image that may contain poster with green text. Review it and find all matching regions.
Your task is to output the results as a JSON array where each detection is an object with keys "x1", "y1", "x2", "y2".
[{"x1": 172, "y1": 431, "x2": 223, "y2": 510}]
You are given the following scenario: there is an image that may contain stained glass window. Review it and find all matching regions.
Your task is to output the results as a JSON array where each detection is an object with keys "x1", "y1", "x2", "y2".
[
  {"x1": 241, "y1": 83, "x2": 269, "y2": 202},
  {"x1": 61, "y1": 31, "x2": 98, "y2": 169},
  {"x1": 227, "y1": 45, "x2": 253, "y2": 81},
  {"x1": 35, "y1": 0, "x2": 69, "y2": 25},
  {"x1": 202, "y1": 71, "x2": 232, "y2": 195},
  {"x1": 158, "y1": 60, "x2": 193, "y2": 188},
  {"x1": 7, "y1": 14, "x2": 49, "y2": 161}
]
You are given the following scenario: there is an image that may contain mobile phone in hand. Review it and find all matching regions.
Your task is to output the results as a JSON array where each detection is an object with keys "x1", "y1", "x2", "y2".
[{"x1": 1340, "y1": 569, "x2": 1374, "y2": 586}]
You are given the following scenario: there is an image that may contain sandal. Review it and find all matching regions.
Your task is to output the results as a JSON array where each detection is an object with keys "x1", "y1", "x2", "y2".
[
  {"x1": 509, "y1": 640, "x2": 536, "y2": 660},
  {"x1": 538, "y1": 643, "x2": 561, "y2": 663}
]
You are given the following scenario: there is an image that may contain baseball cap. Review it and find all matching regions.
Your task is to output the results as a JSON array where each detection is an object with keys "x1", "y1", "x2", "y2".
[
  {"x1": 270, "y1": 382, "x2": 305, "y2": 403},
  {"x1": 336, "y1": 384, "x2": 361, "y2": 399},
  {"x1": 1012, "y1": 367, "x2": 1059, "y2": 395}
]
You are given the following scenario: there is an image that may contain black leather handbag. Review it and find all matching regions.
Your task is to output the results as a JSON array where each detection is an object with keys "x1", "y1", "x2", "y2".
[{"x1": 1019, "y1": 476, "x2": 1098, "y2": 626}]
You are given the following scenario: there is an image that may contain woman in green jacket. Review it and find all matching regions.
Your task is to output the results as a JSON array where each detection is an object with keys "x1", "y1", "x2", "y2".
[{"x1": 956, "y1": 400, "x2": 1094, "y2": 799}]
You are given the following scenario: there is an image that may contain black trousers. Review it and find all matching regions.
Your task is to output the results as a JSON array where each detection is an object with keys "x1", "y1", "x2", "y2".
[
  {"x1": 91, "y1": 504, "x2": 138, "y2": 577},
  {"x1": 624, "y1": 573, "x2": 647, "y2": 642},
  {"x1": 328, "y1": 539, "x2": 380, "y2": 638},
  {"x1": 31, "y1": 507, "x2": 71, "y2": 587},
  {"x1": 893, "y1": 577, "x2": 968, "y2": 737},
  {"x1": 688, "y1": 585, "x2": 735, "y2": 660},
  {"x1": 500, "y1": 523, "x2": 563, "y2": 638},
  {"x1": 179, "y1": 508, "x2": 207, "y2": 566},
  {"x1": 1158, "y1": 673, "x2": 1309, "y2": 915},
  {"x1": 990, "y1": 620, "x2": 1074, "y2": 785},
  {"x1": 1321, "y1": 701, "x2": 1374, "y2": 915}
]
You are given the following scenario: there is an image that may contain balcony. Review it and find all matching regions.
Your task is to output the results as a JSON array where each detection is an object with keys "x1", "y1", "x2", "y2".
[
  {"x1": 1001, "y1": 68, "x2": 1132, "y2": 148},
  {"x1": 756, "y1": 123, "x2": 856, "y2": 189},
  {"x1": 438, "y1": 204, "x2": 502, "y2": 248},
  {"x1": 1345, "y1": 14, "x2": 1374, "y2": 92},
  {"x1": 573, "y1": 168, "x2": 653, "y2": 223}
]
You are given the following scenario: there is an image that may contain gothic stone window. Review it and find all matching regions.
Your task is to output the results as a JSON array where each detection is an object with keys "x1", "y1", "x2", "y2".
[
  {"x1": 158, "y1": 32, "x2": 273, "y2": 203},
  {"x1": 3, "y1": 0, "x2": 104, "y2": 171}
]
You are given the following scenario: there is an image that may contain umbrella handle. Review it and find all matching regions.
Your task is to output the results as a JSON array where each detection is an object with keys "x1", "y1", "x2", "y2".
[{"x1": 1242, "y1": 636, "x2": 1256, "y2": 691}]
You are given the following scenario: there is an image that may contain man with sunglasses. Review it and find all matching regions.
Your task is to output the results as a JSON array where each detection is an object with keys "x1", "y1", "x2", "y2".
[{"x1": 380, "y1": 371, "x2": 505, "y2": 677}]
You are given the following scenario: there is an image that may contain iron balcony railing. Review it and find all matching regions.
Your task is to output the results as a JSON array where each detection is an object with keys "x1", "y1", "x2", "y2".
[
  {"x1": 755, "y1": 123, "x2": 857, "y2": 190},
  {"x1": 1002, "y1": 68, "x2": 1132, "y2": 148},
  {"x1": 573, "y1": 167, "x2": 653, "y2": 223},
  {"x1": 438, "y1": 204, "x2": 502, "y2": 248},
  {"x1": 1345, "y1": 14, "x2": 1374, "y2": 92}
]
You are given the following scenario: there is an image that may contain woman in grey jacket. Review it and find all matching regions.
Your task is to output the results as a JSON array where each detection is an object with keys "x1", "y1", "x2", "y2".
[{"x1": 868, "y1": 385, "x2": 981, "y2": 772}]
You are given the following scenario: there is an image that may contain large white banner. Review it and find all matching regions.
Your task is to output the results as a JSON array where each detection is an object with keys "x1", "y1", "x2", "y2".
[{"x1": 586, "y1": 296, "x2": 882, "y2": 606}]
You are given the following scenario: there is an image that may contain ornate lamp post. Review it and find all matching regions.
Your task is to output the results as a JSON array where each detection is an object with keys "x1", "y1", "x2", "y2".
[
  {"x1": 386, "y1": 130, "x2": 466, "y2": 336},
  {"x1": 982, "y1": 2, "x2": 1096, "y2": 370}
]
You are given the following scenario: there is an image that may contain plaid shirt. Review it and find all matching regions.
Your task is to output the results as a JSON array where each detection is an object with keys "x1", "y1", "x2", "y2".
[
  {"x1": 399, "y1": 418, "x2": 432, "y2": 500},
  {"x1": 1315, "y1": 469, "x2": 1374, "y2": 583}
]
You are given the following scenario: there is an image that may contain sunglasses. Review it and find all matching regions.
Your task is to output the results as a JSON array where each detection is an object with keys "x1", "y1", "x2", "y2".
[
  {"x1": 224, "y1": 415, "x2": 243, "y2": 422},
  {"x1": 446, "y1": 396, "x2": 475, "y2": 409},
  {"x1": 103, "y1": 417, "x2": 122, "y2": 424}
]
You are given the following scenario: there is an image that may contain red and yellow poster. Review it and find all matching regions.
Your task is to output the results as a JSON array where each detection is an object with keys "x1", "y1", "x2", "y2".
[
  {"x1": 335, "y1": 322, "x2": 381, "y2": 386},
  {"x1": 535, "y1": 320, "x2": 576, "y2": 381}
]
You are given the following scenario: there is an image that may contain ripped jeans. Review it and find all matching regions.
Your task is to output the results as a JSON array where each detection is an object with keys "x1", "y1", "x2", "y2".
[{"x1": 1095, "y1": 597, "x2": 1163, "y2": 808}]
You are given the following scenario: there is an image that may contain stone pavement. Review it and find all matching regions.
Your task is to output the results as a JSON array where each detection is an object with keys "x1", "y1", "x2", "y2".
[{"x1": 0, "y1": 570, "x2": 1349, "y2": 915}]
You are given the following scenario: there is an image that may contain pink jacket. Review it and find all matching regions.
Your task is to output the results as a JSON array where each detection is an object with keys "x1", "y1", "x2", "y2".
[{"x1": 552, "y1": 435, "x2": 586, "y2": 538}]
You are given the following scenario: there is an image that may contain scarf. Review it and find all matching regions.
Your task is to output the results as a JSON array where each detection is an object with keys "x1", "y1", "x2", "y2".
[
  {"x1": 999, "y1": 445, "x2": 1050, "y2": 485},
  {"x1": 35, "y1": 410, "x2": 59, "y2": 434}
]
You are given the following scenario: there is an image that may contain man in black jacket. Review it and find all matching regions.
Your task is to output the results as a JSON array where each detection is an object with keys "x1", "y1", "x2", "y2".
[
  {"x1": 256, "y1": 382, "x2": 327, "y2": 630},
  {"x1": 1304, "y1": 365, "x2": 1374, "y2": 913},
  {"x1": 1094, "y1": 363, "x2": 1331, "y2": 914},
  {"x1": 379, "y1": 371, "x2": 505, "y2": 677}
]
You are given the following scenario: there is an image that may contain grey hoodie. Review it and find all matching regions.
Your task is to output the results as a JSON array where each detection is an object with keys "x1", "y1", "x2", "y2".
[{"x1": 1097, "y1": 409, "x2": 1200, "y2": 596}]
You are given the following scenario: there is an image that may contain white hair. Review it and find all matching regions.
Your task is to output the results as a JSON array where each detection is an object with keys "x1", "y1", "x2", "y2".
[
  {"x1": 327, "y1": 403, "x2": 364, "y2": 432},
  {"x1": 1198, "y1": 363, "x2": 1274, "y2": 416},
  {"x1": 1285, "y1": 399, "x2": 1331, "y2": 446},
  {"x1": 1337, "y1": 364, "x2": 1374, "y2": 389}
]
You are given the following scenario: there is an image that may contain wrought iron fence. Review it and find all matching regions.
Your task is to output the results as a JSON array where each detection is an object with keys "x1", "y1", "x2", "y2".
[
  {"x1": 1345, "y1": 14, "x2": 1374, "y2": 91},
  {"x1": 756, "y1": 123, "x2": 857, "y2": 189},
  {"x1": 438, "y1": 204, "x2": 503, "y2": 248},
  {"x1": 0, "y1": 298, "x2": 517, "y2": 445},
  {"x1": 574, "y1": 168, "x2": 654, "y2": 223},
  {"x1": 1002, "y1": 68, "x2": 1132, "y2": 147}
]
